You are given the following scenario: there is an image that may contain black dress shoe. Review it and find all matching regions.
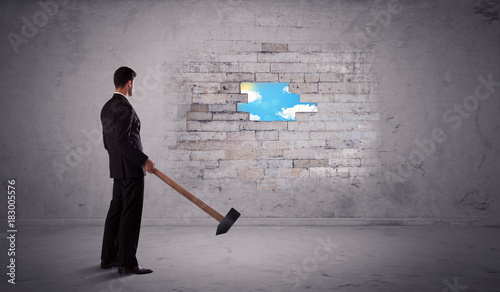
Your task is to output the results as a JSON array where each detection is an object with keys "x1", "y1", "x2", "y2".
[
  {"x1": 118, "y1": 266, "x2": 153, "y2": 275},
  {"x1": 100, "y1": 260, "x2": 118, "y2": 269}
]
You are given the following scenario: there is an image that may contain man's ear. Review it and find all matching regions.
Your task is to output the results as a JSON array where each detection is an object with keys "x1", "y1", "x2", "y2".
[{"x1": 127, "y1": 80, "x2": 133, "y2": 87}]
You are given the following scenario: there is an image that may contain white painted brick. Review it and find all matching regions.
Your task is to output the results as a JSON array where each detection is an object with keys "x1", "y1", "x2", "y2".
[
  {"x1": 226, "y1": 93, "x2": 248, "y2": 103},
  {"x1": 313, "y1": 149, "x2": 343, "y2": 160},
  {"x1": 258, "y1": 52, "x2": 302, "y2": 63},
  {"x1": 190, "y1": 150, "x2": 225, "y2": 161},
  {"x1": 299, "y1": 94, "x2": 334, "y2": 103},
  {"x1": 293, "y1": 159, "x2": 329, "y2": 168},
  {"x1": 288, "y1": 121, "x2": 325, "y2": 131},
  {"x1": 319, "y1": 73, "x2": 344, "y2": 82},
  {"x1": 238, "y1": 169, "x2": 264, "y2": 179},
  {"x1": 192, "y1": 83, "x2": 220, "y2": 94},
  {"x1": 192, "y1": 93, "x2": 226, "y2": 104},
  {"x1": 305, "y1": 73, "x2": 320, "y2": 82},
  {"x1": 239, "y1": 62, "x2": 271, "y2": 73},
  {"x1": 226, "y1": 150, "x2": 255, "y2": 160},
  {"x1": 177, "y1": 132, "x2": 227, "y2": 141},
  {"x1": 267, "y1": 160, "x2": 293, "y2": 168},
  {"x1": 218, "y1": 52, "x2": 258, "y2": 63},
  {"x1": 204, "y1": 140, "x2": 259, "y2": 150},
  {"x1": 288, "y1": 43, "x2": 307, "y2": 52},
  {"x1": 261, "y1": 43, "x2": 289, "y2": 52},
  {"x1": 204, "y1": 40, "x2": 260, "y2": 53},
  {"x1": 220, "y1": 82, "x2": 241, "y2": 93},
  {"x1": 256, "y1": 149, "x2": 283, "y2": 159},
  {"x1": 213, "y1": 112, "x2": 249, "y2": 121},
  {"x1": 208, "y1": 104, "x2": 237, "y2": 112},
  {"x1": 203, "y1": 168, "x2": 238, "y2": 179},
  {"x1": 187, "y1": 121, "x2": 239, "y2": 132},
  {"x1": 325, "y1": 122, "x2": 358, "y2": 131},
  {"x1": 186, "y1": 112, "x2": 213, "y2": 121},
  {"x1": 256, "y1": 131, "x2": 279, "y2": 140},
  {"x1": 261, "y1": 140, "x2": 294, "y2": 150},
  {"x1": 283, "y1": 149, "x2": 314, "y2": 159},
  {"x1": 241, "y1": 121, "x2": 288, "y2": 131},
  {"x1": 227, "y1": 131, "x2": 255, "y2": 140},
  {"x1": 282, "y1": 168, "x2": 309, "y2": 178},
  {"x1": 289, "y1": 82, "x2": 319, "y2": 94},
  {"x1": 279, "y1": 73, "x2": 305, "y2": 82},
  {"x1": 271, "y1": 63, "x2": 331, "y2": 73},
  {"x1": 264, "y1": 169, "x2": 281, "y2": 179},
  {"x1": 255, "y1": 73, "x2": 279, "y2": 82},
  {"x1": 226, "y1": 72, "x2": 255, "y2": 82},
  {"x1": 294, "y1": 140, "x2": 326, "y2": 149},
  {"x1": 279, "y1": 131, "x2": 309, "y2": 140},
  {"x1": 295, "y1": 112, "x2": 342, "y2": 122}
]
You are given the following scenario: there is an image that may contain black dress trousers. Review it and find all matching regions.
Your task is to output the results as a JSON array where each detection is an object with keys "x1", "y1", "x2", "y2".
[{"x1": 101, "y1": 177, "x2": 144, "y2": 268}]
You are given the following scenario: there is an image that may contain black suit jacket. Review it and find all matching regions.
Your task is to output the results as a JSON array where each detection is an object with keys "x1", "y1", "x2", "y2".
[{"x1": 101, "y1": 93, "x2": 148, "y2": 178}]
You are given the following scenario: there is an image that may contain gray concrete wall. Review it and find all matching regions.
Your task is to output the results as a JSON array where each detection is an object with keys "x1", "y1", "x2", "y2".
[{"x1": 0, "y1": 0, "x2": 499, "y2": 221}]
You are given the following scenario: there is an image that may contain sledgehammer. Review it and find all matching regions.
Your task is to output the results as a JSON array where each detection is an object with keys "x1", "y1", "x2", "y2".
[{"x1": 153, "y1": 168, "x2": 241, "y2": 235}]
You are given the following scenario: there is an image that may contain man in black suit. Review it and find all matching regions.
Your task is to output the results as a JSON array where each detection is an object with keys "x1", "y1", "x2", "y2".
[{"x1": 100, "y1": 66, "x2": 155, "y2": 275}]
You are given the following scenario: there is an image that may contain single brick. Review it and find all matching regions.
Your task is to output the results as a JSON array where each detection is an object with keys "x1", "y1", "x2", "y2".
[
  {"x1": 226, "y1": 150, "x2": 255, "y2": 160},
  {"x1": 288, "y1": 121, "x2": 325, "y2": 131},
  {"x1": 299, "y1": 93, "x2": 335, "y2": 103},
  {"x1": 241, "y1": 121, "x2": 288, "y2": 131},
  {"x1": 256, "y1": 149, "x2": 283, "y2": 159},
  {"x1": 305, "y1": 73, "x2": 320, "y2": 82},
  {"x1": 177, "y1": 132, "x2": 226, "y2": 141},
  {"x1": 239, "y1": 62, "x2": 271, "y2": 73},
  {"x1": 282, "y1": 168, "x2": 309, "y2": 178},
  {"x1": 193, "y1": 83, "x2": 220, "y2": 94},
  {"x1": 267, "y1": 159, "x2": 293, "y2": 168},
  {"x1": 186, "y1": 112, "x2": 213, "y2": 121},
  {"x1": 226, "y1": 93, "x2": 248, "y2": 103},
  {"x1": 226, "y1": 72, "x2": 255, "y2": 82},
  {"x1": 258, "y1": 52, "x2": 301, "y2": 63},
  {"x1": 181, "y1": 73, "x2": 227, "y2": 82},
  {"x1": 213, "y1": 112, "x2": 249, "y2": 121},
  {"x1": 192, "y1": 93, "x2": 226, "y2": 104},
  {"x1": 257, "y1": 179, "x2": 290, "y2": 189},
  {"x1": 283, "y1": 149, "x2": 314, "y2": 159},
  {"x1": 227, "y1": 131, "x2": 256, "y2": 140},
  {"x1": 288, "y1": 82, "x2": 319, "y2": 94},
  {"x1": 262, "y1": 43, "x2": 288, "y2": 52},
  {"x1": 255, "y1": 73, "x2": 279, "y2": 82},
  {"x1": 238, "y1": 169, "x2": 264, "y2": 179},
  {"x1": 187, "y1": 121, "x2": 239, "y2": 132},
  {"x1": 279, "y1": 73, "x2": 305, "y2": 83},
  {"x1": 279, "y1": 131, "x2": 309, "y2": 140},
  {"x1": 256, "y1": 130, "x2": 279, "y2": 141},
  {"x1": 208, "y1": 104, "x2": 237, "y2": 112},
  {"x1": 309, "y1": 167, "x2": 333, "y2": 178},
  {"x1": 220, "y1": 82, "x2": 241, "y2": 93},
  {"x1": 293, "y1": 159, "x2": 329, "y2": 168},
  {"x1": 261, "y1": 140, "x2": 294, "y2": 150},
  {"x1": 190, "y1": 104, "x2": 209, "y2": 112},
  {"x1": 190, "y1": 150, "x2": 225, "y2": 161}
]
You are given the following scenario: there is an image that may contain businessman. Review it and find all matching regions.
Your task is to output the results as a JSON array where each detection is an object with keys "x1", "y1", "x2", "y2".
[{"x1": 100, "y1": 66, "x2": 155, "y2": 275}]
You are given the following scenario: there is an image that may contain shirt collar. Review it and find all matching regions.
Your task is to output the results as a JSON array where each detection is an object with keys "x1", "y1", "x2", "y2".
[{"x1": 114, "y1": 92, "x2": 126, "y2": 98}]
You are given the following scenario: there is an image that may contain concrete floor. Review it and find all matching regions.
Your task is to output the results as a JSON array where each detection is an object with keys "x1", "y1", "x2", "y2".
[{"x1": 1, "y1": 225, "x2": 499, "y2": 292}]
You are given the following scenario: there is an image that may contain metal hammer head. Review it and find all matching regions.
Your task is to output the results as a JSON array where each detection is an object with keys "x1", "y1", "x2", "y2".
[{"x1": 216, "y1": 208, "x2": 241, "y2": 236}]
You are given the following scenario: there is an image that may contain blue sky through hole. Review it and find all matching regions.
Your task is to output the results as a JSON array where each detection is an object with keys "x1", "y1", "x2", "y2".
[{"x1": 237, "y1": 82, "x2": 317, "y2": 121}]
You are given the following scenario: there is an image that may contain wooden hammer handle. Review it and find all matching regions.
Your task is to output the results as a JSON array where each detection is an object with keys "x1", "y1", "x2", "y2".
[{"x1": 153, "y1": 168, "x2": 224, "y2": 223}]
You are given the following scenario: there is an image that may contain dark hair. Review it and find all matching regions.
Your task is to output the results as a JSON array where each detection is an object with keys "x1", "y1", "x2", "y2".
[{"x1": 113, "y1": 67, "x2": 136, "y2": 88}]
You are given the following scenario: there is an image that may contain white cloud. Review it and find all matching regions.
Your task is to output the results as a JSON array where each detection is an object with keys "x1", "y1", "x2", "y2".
[
  {"x1": 241, "y1": 89, "x2": 262, "y2": 103},
  {"x1": 250, "y1": 114, "x2": 261, "y2": 121},
  {"x1": 282, "y1": 86, "x2": 290, "y2": 94},
  {"x1": 276, "y1": 104, "x2": 317, "y2": 120}
]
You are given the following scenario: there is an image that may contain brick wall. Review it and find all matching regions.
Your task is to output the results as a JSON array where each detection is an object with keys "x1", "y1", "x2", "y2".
[{"x1": 170, "y1": 42, "x2": 379, "y2": 193}]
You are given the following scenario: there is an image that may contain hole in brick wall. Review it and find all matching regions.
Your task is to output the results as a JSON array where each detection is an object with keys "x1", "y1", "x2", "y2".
[{"x1": 237, "y1": 82, "x2": 317, "y2": 121}]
